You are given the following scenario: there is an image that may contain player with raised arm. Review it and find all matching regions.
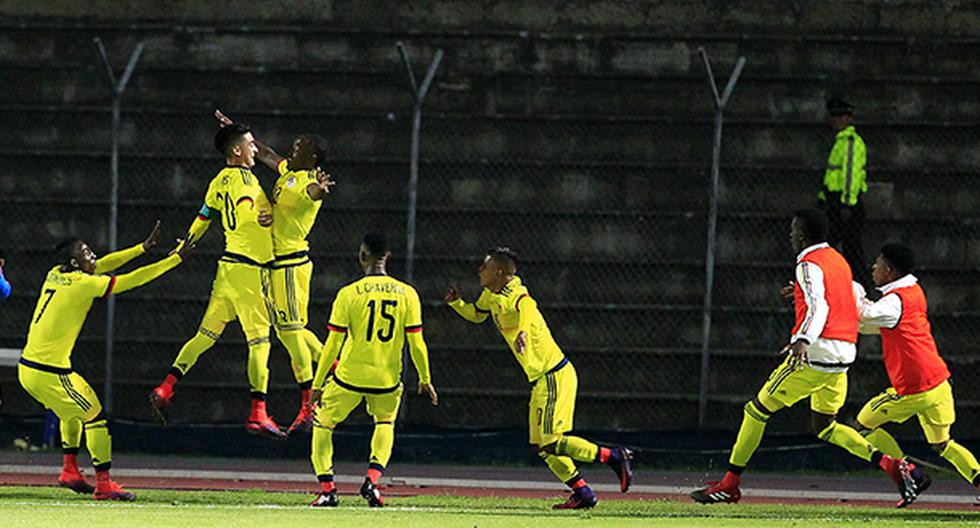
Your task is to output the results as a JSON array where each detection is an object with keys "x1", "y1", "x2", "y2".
[
  {"x1": 445, "y1": 247, "x2": 633, "y2": 510},
  {"x1": 308, "y1": 233, "x2": 437, "y2": 508},
  {"x1": 19, "y1": 223, "x2": 192, "y2": 501},
  {"x1": 853, "y1": 243, "x2": 977, "y2": 503},
  {"x1": 691, "y1": 209, "x2": 918, "y2": 507},
  {"x1": 149, "y1": 123, "x2": 285, "y2": 439},
  {"x1": 214, "y1": 110, "x2": 336, "y2": 434}
]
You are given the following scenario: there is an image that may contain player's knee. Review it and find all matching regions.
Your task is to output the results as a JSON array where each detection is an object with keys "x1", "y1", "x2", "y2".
[
  {"x1": 84, "y1": 411, "x2": 107, "y2": 425},
  {"x1": 751, "y1": 398, "x2": 777, "y2": 416},
  {"x1": 810, "y1": 412, "x2": 836, "y2": 436},
  {"x1": 536, "y1": 442, "x2": 557, "y2": 455},
  {"x1": 930, "y1": 440, "x2": 949, "y2": 454}
]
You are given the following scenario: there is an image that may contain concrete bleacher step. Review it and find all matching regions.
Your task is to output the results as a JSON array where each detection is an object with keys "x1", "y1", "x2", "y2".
[
  {"x1": 1, "y1": 106, "x2": 975, "y2": 170},
  {"x1": 3, "y1": 64, "x2": 978, "y2": 122},
  {"x1": 2, "y1": 23, "x2": 978, "y2": 78}
]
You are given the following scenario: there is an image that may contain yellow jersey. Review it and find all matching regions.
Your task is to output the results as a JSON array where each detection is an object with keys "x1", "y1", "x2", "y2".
[
  {"x1": 22, "y1": 248, "x2": 181, "y2": 369},
  {"x1": 457, "y1": 276, "x2": 564, "y2": 382},
  {"x1": 199, "y1": 166, "x2": 274, "y2": 265},
  {"x1": 272, "y1": 159, "x2": 322, "y2": 256},
  {"x1": 327, "y1": 275, "x2": 425, "y2": 390}
]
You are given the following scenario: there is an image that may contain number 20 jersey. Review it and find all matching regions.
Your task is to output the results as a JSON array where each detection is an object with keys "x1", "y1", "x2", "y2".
[
  {"x1": 327, "y1": 275, "x2": 423, "y2": 390},
  {"x1": 203, "y1": 166, "x2": 274, "y2": 265}
]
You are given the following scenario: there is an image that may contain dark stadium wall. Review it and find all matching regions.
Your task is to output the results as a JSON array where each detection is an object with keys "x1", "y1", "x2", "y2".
[{"x1": 1, "y1": 0, "x2": 977, "y2": 35}]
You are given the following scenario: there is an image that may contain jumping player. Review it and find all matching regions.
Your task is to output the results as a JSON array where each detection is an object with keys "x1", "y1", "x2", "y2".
[
  {"x1": 20, "y1": 223, "x2": 191, "y2": 501},
  {"x1": 691, "y1": 209, "x2": 918, "y2": 507},
  {"x1": 309, "y1": 233, "x2": 437, "y2": 508},
  {"x1": 854, "y1": 243, "x2": 978, "y2": 500},
  {"x1": 445, "y1": 247, "x2": 633, "y2": 510},
  {"x1": 214, "y1": 110, "x2": 335, "y2": 434},
  {"x1": 150, "y1": 123, "x2": 284, "y2": 439}
]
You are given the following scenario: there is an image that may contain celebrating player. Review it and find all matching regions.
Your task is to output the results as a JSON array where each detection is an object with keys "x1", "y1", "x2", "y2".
[
  {"x1": 149, "y1": 123, "x2": 285, "y2": 439},
  {"x1": 854, "y1": 243, "x2": 978, "y2": 499},
  {"x1": 691, "y1": 209, "x2": 917, "y2": 507},
  {"x1": 445, "y1": 247, "x2": 633, "y2": 510},
  {"x1": 19, "y1": 223, "x2": 191, "y2": 501},
  {"x1": 214, "y1": 109, "x2": 336, "y2": 434},
  {"x1": 308, "y1": 233, "x2": 437, "y2": 508}
]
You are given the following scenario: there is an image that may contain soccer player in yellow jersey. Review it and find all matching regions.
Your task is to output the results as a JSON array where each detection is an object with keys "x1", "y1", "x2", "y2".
[
  {"x1": 308, "y1": 233, "x2": 438, "y2": 508},
  {"x1": 214, "y1": 109, "x2": 335, "y2": 434},
  {"x1": 19, "y1": 223, "x2": 191, "y2": 501},
  {"x1": 445, "y1": 248, "x2": 633, "y2": 510},
  {"x1": 150, "y1": 123, "x2": 285, "y2": 439}
]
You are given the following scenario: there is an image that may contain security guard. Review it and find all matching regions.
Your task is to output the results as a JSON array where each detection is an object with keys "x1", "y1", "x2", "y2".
[{"x1": 818, "y1": 97, "x2": 869, "y2": 287}]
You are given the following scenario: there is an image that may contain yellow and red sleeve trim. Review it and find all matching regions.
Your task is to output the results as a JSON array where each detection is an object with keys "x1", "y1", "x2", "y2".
[
  {"x1": 327, "y1": 323, "x2": 347, "y2": 333},
  {"x1": 515, "y1": 293, "x2": 529, "y2": 311},
  {"x1": 102, "y1": 276, "x2": 117, "y2": 298},
  {"x1": 405, "y1": 324, "x2": 423, "y2": 333}
]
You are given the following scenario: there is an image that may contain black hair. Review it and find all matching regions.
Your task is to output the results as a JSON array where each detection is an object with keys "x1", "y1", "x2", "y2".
[
  {"x1": 487, "y1": 246, "x2": 518, "y2": 274},
  {"x1": 362, "y1": 232, "x2": 388, "y2": 259},
  {"x1": 880, "y1": 243, "x2": 915, "y2": 276},
  {"x1": 0, "y1": 248, "x2": 5, "y2": 260},
  {"x1": 54, "y1": 237, "x2": 82, "y2": 266},
  {"x1": 214, "y1": 123, "x2": 251, "y2": 156},
  {"x1": 301, "y1": 133, "x2": 329, "y2": 169},
  {"x1": 826, "y1": 97, "x2": 855, "y2": 116},
  {"x1": 794, "y1": 208, "x2": 829, "y2": 244}
]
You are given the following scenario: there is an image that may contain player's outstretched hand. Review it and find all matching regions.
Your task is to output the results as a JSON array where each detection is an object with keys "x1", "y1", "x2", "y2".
[
  {"x1": 175, "y1": 239, "x2": 197, "y2": 260},
  {"x1": 258, "y1": 210, "x2": 274, "y2": 227},
  {"x1": 143, "y1": 220, "x2": 162, "y2": 251},
  {"x1": 444, "y1": 286, "x2": 460, "y2": 303},
  {"x1": 419, "y1": 382, "x2": 438, "y2": 406},
  {"x1": 214, "y1": 109, "x2": 233, "y2": 127},
  {"x1": 780, "y1": 281, "x2": 795, "y2": 300},
  {"x1": 514, "y1": 331, "x2": 528, "y2": 355}
]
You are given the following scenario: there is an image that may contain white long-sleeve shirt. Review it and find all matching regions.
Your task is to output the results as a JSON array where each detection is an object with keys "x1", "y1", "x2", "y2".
[
  {"x1": 855, "y1": 274, "x2": 916, "y2": 334},
  {"x1": 791, "y1": 243, "x2": 856, "y2": 373}
]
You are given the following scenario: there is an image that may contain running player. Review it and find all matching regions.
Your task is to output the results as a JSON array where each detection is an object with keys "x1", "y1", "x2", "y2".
[
  {"x1": 691, "y1": 209, "x2": 916, "y2": 507},
  {"x1": 214, "y1": 109, "x2": 336, "y2": 434},
  {"x1": 19, "y1": 223, "x2": 191, "y2": 501},
  {"x1": 149, "y1": 123, "x2": 285, "y2": 439},
  {"x1": 309, "y1": 233, "x2": 437, "y2": 508},
  {"x1": 445, "y1": 247, "x2": 633, "y2": 510},
  {"x1": 854, "y1": 243, "x2": 978, "y2": 501}
]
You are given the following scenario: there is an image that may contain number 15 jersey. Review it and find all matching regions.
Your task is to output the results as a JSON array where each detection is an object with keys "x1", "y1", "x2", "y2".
[{"x1": 327, "y1": 275, "x2": 423, "y2": 390}]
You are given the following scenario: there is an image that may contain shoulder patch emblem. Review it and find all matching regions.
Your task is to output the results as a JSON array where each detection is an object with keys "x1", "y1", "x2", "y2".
[{"x1": 286, "y1": 176, "x2": 297, "y2": 188}]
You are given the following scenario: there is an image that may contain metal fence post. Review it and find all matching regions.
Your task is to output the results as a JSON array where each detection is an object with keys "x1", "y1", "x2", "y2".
[
  {"x1": 396, "y1": 42, "x2": 443, "y2": 424},
  {"x1": 397, "y1": 42, "x2": 443, "y2": 284},
  {"x1": 697, "y1": 48, "x2": 745, "y2": 428},
  {"x1": 94, "y1": 37, "x2": 144, "y2": 417}
]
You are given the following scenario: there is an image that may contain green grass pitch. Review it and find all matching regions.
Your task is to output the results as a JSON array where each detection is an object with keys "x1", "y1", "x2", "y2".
[{"x1": 0, "y1": 486, "x2": 977, "y2": 527}]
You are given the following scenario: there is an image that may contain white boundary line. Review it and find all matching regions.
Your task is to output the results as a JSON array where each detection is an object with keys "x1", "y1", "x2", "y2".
[{"x1": 1, "y1": 464, "x2": 977, "y2": 505}]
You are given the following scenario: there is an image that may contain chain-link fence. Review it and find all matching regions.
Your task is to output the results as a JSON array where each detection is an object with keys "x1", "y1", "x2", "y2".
[{"x1": 1, "y1": 33, "x2": 978, "y2": 439}]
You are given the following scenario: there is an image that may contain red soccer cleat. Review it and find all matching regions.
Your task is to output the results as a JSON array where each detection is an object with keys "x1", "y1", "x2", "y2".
[
  {"x1": 609, "y1": 446, "x2": 634, "y2": 493},
  {"x1": 880, "y1": 455, "x2": 917, "y2": 508},
  {"x1": 58, "y1": 467, "x2": 95, "y2": 494},
  {"x1": 310, "y1": 490, "x2": 339, "y2": 507},
  {"x1": 148, "y1": 386, "x2": 172, "y2": 425},
  {"x1": 553, "y1": 488, "x2": 598, "y2": 510},
  {"x1": 246, "y1": 416, "x2": 288, "y2": 440},
  {"x1": 287, "y1": 405, "x2": 313, "y2": 435},
  {"x1": 93, "y1": 480, "x2": 136, "y2": 501},
  {"x1": 690, "y1": 480, "x2": 741, "y2": 504},
  {"x1": 360, "y1": 478, "x2": 385, "y2": 507}
]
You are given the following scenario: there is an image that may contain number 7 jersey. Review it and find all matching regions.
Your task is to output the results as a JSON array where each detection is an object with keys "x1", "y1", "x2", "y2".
[{"x1": 327, "y1": 275, "x2": 424, "y2": 390}]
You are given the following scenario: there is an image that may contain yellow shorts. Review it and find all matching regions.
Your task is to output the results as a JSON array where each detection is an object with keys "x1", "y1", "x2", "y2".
[
  {"x1": 270, "y1": 260, "x2": 312, "y2": 330},
  {"x1": 18, "y1": 363, "x2": 102, "y2": 422},
  {"x1": 529, "y1": 361, "x2": 577, "y2": 446},
  {"x1": 757, "y1": 356, "x2": 848, "y2": 415},
  {"x1": 857, "y1": 380, "x2": 955, "y2": 444},
  {"x1": 314, "y1": 379, "x2": 403, "y2": 428},
  {"x1": 200, "y1": 261, "x2": 273, "y2": 340}
]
